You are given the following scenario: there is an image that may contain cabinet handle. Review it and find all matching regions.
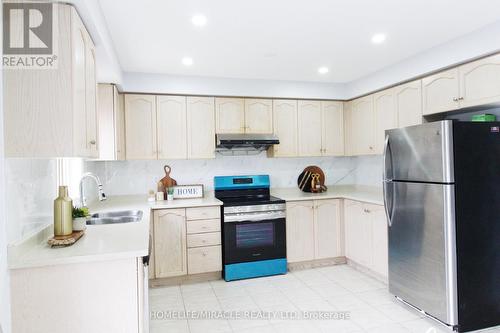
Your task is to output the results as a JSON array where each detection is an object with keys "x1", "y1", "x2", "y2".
[
  {"x1": 369, "y1": 146, "x2": 373, "y2": 150},
  {"x1": 89, "y1": 140, "x2": 96, "y2": 145}
]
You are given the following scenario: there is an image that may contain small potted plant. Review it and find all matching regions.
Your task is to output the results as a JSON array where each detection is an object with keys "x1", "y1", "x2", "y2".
[{"x1": 72, "y1": 206, "x2": 89, "y2": 231}]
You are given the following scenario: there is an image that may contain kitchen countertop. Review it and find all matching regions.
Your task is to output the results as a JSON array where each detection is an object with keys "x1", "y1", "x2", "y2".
[
  {"x1": 8, "y1": 186, "x2": 381, "y2": 270},
  {"x1": 272, "y1": 185, "x2": 383, "y2": 205},
  {"x1": 8, "y1": 194, "x2": 222, "y2": 270}
]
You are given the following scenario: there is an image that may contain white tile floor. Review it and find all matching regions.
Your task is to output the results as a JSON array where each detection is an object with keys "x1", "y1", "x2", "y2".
[{"x1": 149, "y1": 264, "x2": 500, "y2": 333}]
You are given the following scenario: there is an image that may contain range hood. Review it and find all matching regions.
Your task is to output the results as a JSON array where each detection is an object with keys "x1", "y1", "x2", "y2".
[{"x1": 216, "y1": 134, "x2": 279, "y2": 155}]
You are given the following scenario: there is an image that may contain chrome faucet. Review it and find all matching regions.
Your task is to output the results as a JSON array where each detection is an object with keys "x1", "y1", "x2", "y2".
[{"x1": 79, "y1": 172, "x2": 106, "y2": 207}]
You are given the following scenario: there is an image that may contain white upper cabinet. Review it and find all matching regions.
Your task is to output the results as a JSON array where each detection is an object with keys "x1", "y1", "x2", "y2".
[
  {"x1": 157, "y1": 96, "x2": 187, "y2": 159},
  {"x1": 97, "y1": 84, "x2": 125, "y2": 160},
  {"x1": 84, "y1": 36, "x2": 98, "y2": 158},
  {"x1": 321, "y1": 101, "x2": 344, "y2": 156},
  {"x1": 187, "y1": 97, "x2": 216, "y2": 159},
  {"x1": 373, "y1": 89, "x2": 397, "y2": 154},
  {"x1": 245, "y1": 99, "x2": 273, "y2": 133},
  {"x1": 115, "y1": 93, "x2": 126, "y2": 160},
  {"x1": 298, "y1": 100, "x2": 323, "y2": 156},
  {"x1": 422, "y1": 69, "x2": 460, "y2": 115},
  {"x1": 271, "y1": 100, "x2": 298, "y2": 157},
  {"x1": 422, "y1": 54, "x2": 500, "y2": 115},
  {"x1": 215, "y1": 98, "x2": 245, "y2": 133},
  {"x1": 459, "y1": 54, "x2": 500, "y2": 108},
  {"x1": 395, "y1": 80, "x2": 423, "y2": 128},
  {"x1": 4, "y1": 5, "x2": 98, "y2": 158},
  {"x1": 348, "y1": 96, "x2": 376, "y2": 155},
  {"x1": 125, "y1": 94, "x2": 157, "y2": 160}
]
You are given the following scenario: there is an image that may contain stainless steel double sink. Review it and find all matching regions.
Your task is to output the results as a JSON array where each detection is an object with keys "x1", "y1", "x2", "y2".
[{"x1": 86, "y1": 210, "x2": 143, "y2": 225}]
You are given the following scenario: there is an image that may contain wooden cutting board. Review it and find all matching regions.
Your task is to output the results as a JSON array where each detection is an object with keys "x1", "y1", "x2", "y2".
[
  {"x1": 159, "y1": 165, "x2": 177, "y2": 189},
  {"x1": 297, "y1": 165, "x2": 327, "y2": 193}
]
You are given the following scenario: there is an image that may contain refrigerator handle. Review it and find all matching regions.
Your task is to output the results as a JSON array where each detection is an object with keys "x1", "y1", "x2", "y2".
[{"x1": 383, "y1": 135, "x2": 393, "y2": 227}]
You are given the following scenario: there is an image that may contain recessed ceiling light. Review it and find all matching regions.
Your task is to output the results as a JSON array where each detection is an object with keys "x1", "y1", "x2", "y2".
[
  {"x1": 191, "y1": 14, "x2": 207, "y2": 27},
  {"x1": 318, "y1": 66, "x2": 329, "y2": 74},
  {"x1": 371, "y1": 33, "x2": 386, "y2": 44},
  {"x1": 182, "y1": 57, "x2": 193, "y2": 66}
]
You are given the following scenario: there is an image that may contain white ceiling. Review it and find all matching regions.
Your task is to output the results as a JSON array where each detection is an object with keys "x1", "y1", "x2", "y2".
[{"x1": 98, "y1": 0, "x2": 500, "y2": 83}]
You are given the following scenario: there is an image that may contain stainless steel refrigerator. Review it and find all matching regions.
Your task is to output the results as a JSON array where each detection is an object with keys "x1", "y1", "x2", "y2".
[{"x1": 384, "y1": 120, "x2": 500, "y2": 332}]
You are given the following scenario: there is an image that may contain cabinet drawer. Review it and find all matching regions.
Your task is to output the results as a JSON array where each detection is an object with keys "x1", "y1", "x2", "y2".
[
  {"x1": 187, "y1": 232, "x2": 221, "y2": 248},
  {"x1": 186, "y1": 219, "x2": 220, "y2": 234},
  {"x1": 186, "y1": 206, "x2": 220, "y2": 220},
  {"x1": 188, "y1": 245, "x2": 222, "y2": 274}
]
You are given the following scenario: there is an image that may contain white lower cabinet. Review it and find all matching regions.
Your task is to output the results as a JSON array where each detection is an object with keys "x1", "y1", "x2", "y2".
[
  {"x1": 344, "y1": 200, "x2": 388, "y2": 278},
  {"x1": 153, "y1": 209, "x2": 187, "y2": 278},
  {"x1": 286, "y1": 199, "x2": 341, "y2": 263},
  {"x1": 11, "y1": 258, "x2": 144, "y2": 333},
  {"x1": 286, "y1": 201, "x2": 315, "y2": 262},
  {"x1": 151, "y1": 206, "x2": 222, "y2": 279},
  {"x1": 188, "y1": 246, "x2": 222, "y2": 275}
]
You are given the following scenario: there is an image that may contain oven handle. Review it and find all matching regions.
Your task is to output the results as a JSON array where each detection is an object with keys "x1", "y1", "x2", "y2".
[{"x1": 224, "y1": 211, "x2": 286, "y2": 223}]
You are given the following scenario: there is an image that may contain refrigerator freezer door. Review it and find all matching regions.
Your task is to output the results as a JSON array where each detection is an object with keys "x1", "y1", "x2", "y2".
[
  {"x1": 385, "y1": 120, "x2": 454, "y2": 183},
  {"x1": 388, "y1": 181, "x2": 457, "y2": 326}
]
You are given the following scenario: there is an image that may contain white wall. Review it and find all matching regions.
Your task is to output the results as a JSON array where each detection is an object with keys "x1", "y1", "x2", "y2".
[
  {"x1": 120, "y1": 72, "x2": 348, "y2": 100},
  {"x1": 85, "y1": 154, "x2": 360, "y2": 196},
  {"x1": 347, "y1": 20, "x2": 500, "y2": 98},
  {"x1": 0, "y1": 6, "x2": 12, "y2": 331},
  {"x1": 118, "y1": 20, "x2": 500, "y2": 100}
]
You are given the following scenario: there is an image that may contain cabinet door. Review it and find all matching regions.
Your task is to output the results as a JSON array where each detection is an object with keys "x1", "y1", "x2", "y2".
[
  {"x1": 422, "y1": 69, "x2": 460, "y2": 115},
  {"x1": 395, "y1": 80, "x2": 423, "y2": 128},
  {"x1": 314, "y1": 199, "x2": 341, "y2": 259},
  {"x1": 321, "y1": 101, "x2": 344, "y2": 156},
  {"x1": 187, "y1": 246, "x2": 222, "y2": 274},
  {"x1": 459, "y1": 54, "x2": 500, "y2": 108},
  {"x1": 125, "y1": 94, "x2": 157, "y2": 159},
  {"x1": 154, "y1": 209, "x2": 187, "y2": 278},
  {"x1": 115, "y1": 91, "x2": 126, "y2": 160},
  {"x1": 97, "y1": 84, "x2": 116, "y2": 160},
  {"x1": 344, "y1": 200, "x2": 372, "y2": 267},
  {"x1": 373, "y1": 89, "x2": 397, "y2": 154},
  {"x1": 271, "y1": 100, "x2": 298, "y2": 157},
  {"x1": 187, "y1": 97, "x2": 216, "y2": 159},
  {"x1": 215, "y1": 98, "x2": 245, "y2": 133},
  {"x1": 298, "y1": 100, "x2": 322, "y2": 156},
  {"x1": 369, "y1": 204, "x2": 388, "y2": 278},
  {"x1": 350, "y1": 96, "x2": 375, "y2": 155},
  {"x1": 245, "y1": 99, "x2": 273, "y2": 134},
  {"x1": 85, "y1": 37, "x2": 98, "y2": 158},
  {"x1": 343, "y1": 102, "x2": 353, "y2": 156},
  {"x1": 157, "y1": 95, "x2": 187, "y2": 159},
  {"x1": 72, "y1": 19, "x2": 87, "y2": 157},
  {"x1": 286, "y1": 201, "x2": 315, "y2": 263}
]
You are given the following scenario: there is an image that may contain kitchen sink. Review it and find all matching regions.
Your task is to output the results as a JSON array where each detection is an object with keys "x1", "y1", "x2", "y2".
[{"x1": 87, "y1": 210, "x2": 143, "y2": 225}]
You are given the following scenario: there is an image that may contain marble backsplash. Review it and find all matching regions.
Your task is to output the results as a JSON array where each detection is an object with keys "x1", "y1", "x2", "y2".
[
  {"x1": 5, "y1": 159, "x2": 58, "y2": 244},
  {"x1": 85, "y1": 153, "x2": 383, "y2": 196},
  {"x1": 4, "y1": 154, "x2": 383, "y2": 243}
]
